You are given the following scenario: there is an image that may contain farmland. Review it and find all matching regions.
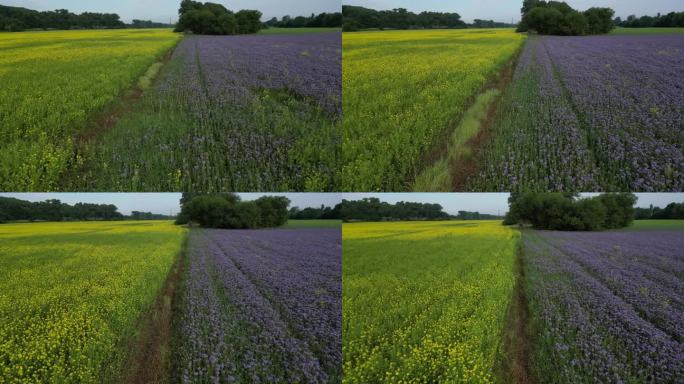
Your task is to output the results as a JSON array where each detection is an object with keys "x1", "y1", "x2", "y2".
[
  {"x1": 0, "y1": 221, "x2": 185, "y2": 383},
  {"x1": 523, "y1": 228, "x2": 684, "y2": 382},
  {"x1": 78, "y1": 32, "x2": 342, "y2": 191},
  {"x1": 472, "y1": 33, "x2": 684, "y2": 191},
  {"x1": 343, "y1": 221, "x2": 519, "y2": 383},
  {"x1": 0, "y1": 29, "x2": 180, "y2": 191},
  {"x1": 176, "y1": 227, "x2": 341, "y2": 383},
  {"x1": 342, "y1": 29, "x2": 526, "y2": 191}
]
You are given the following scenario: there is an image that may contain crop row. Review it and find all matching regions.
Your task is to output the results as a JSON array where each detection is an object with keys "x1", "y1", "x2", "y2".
[
  {"x1": 175, "y1": 227, "x2": 341, "y2": 383},
  {"x1": 472, "y1": 34, "x2": 683, "y2": 191},
  {"x1": 523, "y1": 230, "x2": 684, "y2": 382}
]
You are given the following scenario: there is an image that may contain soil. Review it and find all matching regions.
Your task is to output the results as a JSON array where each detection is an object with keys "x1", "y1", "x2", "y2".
[
  {"x1": 120, "y1": 247, "x2": 186, "y2": 384},
  {"x1": 450, "y1": 52, "x2": 519, "y2": 190},
  {"x1": 499, "y1": 245, "x2": 534, "y2": 384},
  {"x1": 76, "y1": 47, "x2": 176, "y2": 146}
]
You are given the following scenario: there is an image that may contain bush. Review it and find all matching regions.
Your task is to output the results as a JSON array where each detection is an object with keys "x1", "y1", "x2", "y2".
[
  {"x1": 519, "y1": 1, "x2": 614, "y2": 35},
  {"x1": 176, "y1": 194, "x2": 290, "y2": 229},
  {"x1": 174, "y1": 1, "x2": 261, "y2": 35},
  {"x1": 505, "y1": 193, "x2": 636, "y2": 231}
]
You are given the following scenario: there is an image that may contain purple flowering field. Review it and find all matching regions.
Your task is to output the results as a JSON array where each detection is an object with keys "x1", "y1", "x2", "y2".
[
  {"x1": 472, "y1": 34, "x2": 683, "y2": 191},
  {"x1": 174, "y1": 228, "x2": 341, "y2": 383},
  {"x1": 85, "y1": 32, "x2": 341, "y2": 191},
  {"x1": 523, "y1": 229, "x2": 684, "y2": 382}
]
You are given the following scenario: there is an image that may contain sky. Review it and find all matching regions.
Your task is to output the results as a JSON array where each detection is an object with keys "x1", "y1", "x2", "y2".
[
  {"x1": 343, "y1": 193, "x2": 684, "y2": 215},
  {"x1": 3, "y1": 0, "x2": 341, "y2": 23},
  {"x1": 0, "y1": 193, "x2": 343, "y2": 215},
  {"x1": 347, "y1": 0, "x2": 684, "y2": 23}
]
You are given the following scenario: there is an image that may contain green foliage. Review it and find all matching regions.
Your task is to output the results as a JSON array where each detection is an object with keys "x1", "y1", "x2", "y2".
[
  {"x1": 617, "y1": 12, "x2": 684, "y2": 28},
  {"x1": 505, "y1": 193, "x2": 637, "y2": 230},
  {"x1": 0, "y1": 196, "x2": 123, "y2": 222},
  {"x1": 289, "y1": 204, "x2": 342, "y2": 220},
  {"x1": 634, "y1": 202, "x2": 684, "y2": 219},
  {"x1": 519, "y1": 1, "x2": 614, "y2": 35},
  {"x1": 177, "y1": 193, "x2": 290, "y2": 229},
  {"x1": 340, "y1": 198, "x2": 449, "y2": 221},
  {"x1": 342, "y1": 5, "x2": 466, "y2": 31},
  {"x1": 263, "y1": 12, "x2": 342, "y2": 28},
  {"x1": 0, "y1": 4, "x2": 124, "y2": 31},
  {"x1": 175, "y1": 1, "x2": 261, "y2": 35}
]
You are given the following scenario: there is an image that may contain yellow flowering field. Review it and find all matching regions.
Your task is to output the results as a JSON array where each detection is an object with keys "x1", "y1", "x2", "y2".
[
  {"x1": 343, "y1": 220, "x2": 519, "y2": 383},
  {"x1": 0, "y1": 29, "x2": 180, "y2": 191},
  {"x1": 0, "y1": 221, "x2": 185, "y2": 383},
  {"x1": 342, "y1": 29, "x2": 525, "y2": 190}
]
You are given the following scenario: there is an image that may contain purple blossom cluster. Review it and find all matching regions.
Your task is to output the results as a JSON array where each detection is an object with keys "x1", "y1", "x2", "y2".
[
  {"x1": 474, "y1": 35, "x2": 683, "y2": 191},
  {"x1": 175, "y1": 228, "x2": 341, "y2": 383},
  {"x1": 161, "y1": 32, "x2": 341, "y2": 116},
  {"x1": 524, "y1": 229, "x2": 684, "y2": 382},
  {"x1": 131, "y1": 32, "x2": 342, "y2": 191}
]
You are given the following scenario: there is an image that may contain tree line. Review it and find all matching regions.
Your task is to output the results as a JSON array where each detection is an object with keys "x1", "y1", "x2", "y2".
[
  {"x1": 0, "y1": 197, "x2": 122, "y2": 223},
  {"x1": 0, "y1": 197, "x2": 180, "y2": 223},
  {"x1": 264, "y1": 12, "x2": 342, "y2": 29},
  {"x1": 175, "y1": 194, "x2": 289, "y2": 229},
  {"x1": 517, "y1": 0, "x2": 615, "y2": 35},
  {"x1": 288, "y1": 205, "x2": 342, "y2": 220},
  {"x1": 340, "y1": 198, "x2": 450, "y2": 221},
  {"x1": 174, "y1": 1, "x2": 261, "y2": 35},
  {"x1": 614, "y1": 12, "x2": 684, "y2": 28},
  {"x1": 342, "y1": 5, "x2": 466, "y2": 32},
  {"x1": 0, "y1": 5, "x2": 124, "y2": 32},
  {"x1": 504, "y1": 193, "x2": 636, "y2": 231},
  {"x1": 130, "y1": 19, "x2": 174, "y2": 29},
  {"x1": 634, "y1": 203, "x2": 684, "y2": 220}
]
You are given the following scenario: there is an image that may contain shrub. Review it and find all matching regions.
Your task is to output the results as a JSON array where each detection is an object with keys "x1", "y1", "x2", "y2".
[{"x1": 174, "y1": 1, "x2": 261, "y2": 35}]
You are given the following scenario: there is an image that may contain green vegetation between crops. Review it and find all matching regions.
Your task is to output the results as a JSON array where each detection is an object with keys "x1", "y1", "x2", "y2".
[
  {"x1": 0, "y1": 29, "x2": 180, "y2": 191},
  {"x1": 0, "y1": 221, "x2": 185, "y2": 383},
  {"x1": 414, "y1": 89, "x2": 500, "y2": 191},
  {"x1": 343, "y1": 220, "x2": 519, "y2": 383},
  {"x1": 342, "y1": 29, "x2": 525, "y2": 191}
]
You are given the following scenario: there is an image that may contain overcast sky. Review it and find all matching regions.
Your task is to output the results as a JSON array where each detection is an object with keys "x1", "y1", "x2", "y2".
[
  {"x1": 3, "y1": 0, "x2": 341, "y2": 23},
  {"x1": 0, "y1": 193, "x2": 343, "y2": 215},
  {"x1": 347, "y1": 0, "x2": 684, "y2": 23},
  {"x1": 343, "y1": 193, "x2": 684, "y2": 215}
]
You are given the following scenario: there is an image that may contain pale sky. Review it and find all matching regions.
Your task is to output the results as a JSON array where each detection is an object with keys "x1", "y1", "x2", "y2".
[
  {"x1": 3, "y1": 0, "x2": 341, "y2": 23},
  {"x1": 346, "y1": 0, "x2": 684, "y2": 23},
  {"x1": 0, "y1": 193, "x2": 343, "y2": 215},
  {"x1": 343, "y1": 193, "x2": 684, "y2": 215}
]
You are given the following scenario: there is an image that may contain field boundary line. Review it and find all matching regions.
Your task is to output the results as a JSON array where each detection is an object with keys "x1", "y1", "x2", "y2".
[
  {"x1": 76, "y1": 38, "x2": 182, "y2": 146},
  {"x1": 120, "y1": 235, "x2": 188, "y2": 384},
  {"x1": 499, "y1": 238, "x2": 534, "y2": 384}
]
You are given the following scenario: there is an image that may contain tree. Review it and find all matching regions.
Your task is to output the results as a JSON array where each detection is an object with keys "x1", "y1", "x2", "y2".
[
  {"x1": 584, "y1": 7, "x2": 614, "y2": 34},
  {"x1": 505, "y1": 193, "x2": 637, "y2": 230},
  {"x1": 176, "y1": 194, "x2": 291, "y2": 229},
  {"x1": 518, "y1": 1, "x2": 615, "y2": 35},
  {"x1": 174, "y1": 1, "x2": 260, "y2": 35},
  {"x1": 235, "y1": 10, "x2": 262, "y2": 33}
]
